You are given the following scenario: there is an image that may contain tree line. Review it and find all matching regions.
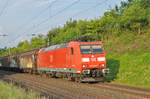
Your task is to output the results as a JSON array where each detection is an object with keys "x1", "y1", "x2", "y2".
[{"x1": 0, "y1": 0, "x2": 150, "y2": 56}]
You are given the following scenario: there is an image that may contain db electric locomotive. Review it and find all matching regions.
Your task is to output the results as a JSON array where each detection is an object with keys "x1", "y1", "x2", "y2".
[{"x1": 0, "y1": 41, "x2": 109, "y2": 82}]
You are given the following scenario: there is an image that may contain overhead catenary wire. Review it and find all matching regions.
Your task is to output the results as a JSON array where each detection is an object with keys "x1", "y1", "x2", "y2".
[
  {"x1": 10, "y1": 0, "x2": 59, "y2": 45},
  {"x1": 11, "y1": 0, "x2": 80, "y2": 46},
  {"x1": 30, "y1": 0, "x2": 109, "y2": 35},
  {"x1": 25, "y1": 0, "x2": 81, "y2": 35},
  {"x1": 25, "y1": 0, "x2": 110, "y2": 44},
  {"x1": 72, "y1": 0, "x2": 109, "y2": 18},
  {"x1": 14, "y1": 0, "x2": 59, "y2": 32},
  {"x1": 71, "y1": 0, "x2": 109, "y2": 40},
  {"x1": 23, "y1": 0, "x2": 81, "y2": 34}
]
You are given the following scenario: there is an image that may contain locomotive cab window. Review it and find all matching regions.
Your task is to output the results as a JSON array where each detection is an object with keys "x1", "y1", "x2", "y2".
[
  {"x1": 71, "y1": 47, "x2": 74, "y2": 55},
  {"x1": 80, "y1": 45, "x2": 104, "y2": 54}
]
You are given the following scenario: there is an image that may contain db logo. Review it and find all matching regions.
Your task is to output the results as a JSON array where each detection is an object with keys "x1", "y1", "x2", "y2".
[
  {"x1": 91, "y1": 58, "x2": 96, "y2": 61},
  {"x1": 50, "y1": 55, "x2": 53, "y2": 62}
]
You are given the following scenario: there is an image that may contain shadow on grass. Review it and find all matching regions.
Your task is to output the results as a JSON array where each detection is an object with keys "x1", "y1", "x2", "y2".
[{"x1": 104, "y1": 58, "x2": 120, "y2": 82}]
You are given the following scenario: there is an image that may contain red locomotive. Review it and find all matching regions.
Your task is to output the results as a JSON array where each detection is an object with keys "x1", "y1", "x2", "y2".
[{"x1": 0, "y1": 41, "x2": 109, "y2": 82}]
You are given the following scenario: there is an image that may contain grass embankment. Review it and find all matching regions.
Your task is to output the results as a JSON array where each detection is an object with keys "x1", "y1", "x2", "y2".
[
  {"x1": 105, "y1": 33, "x2": 150, "y2": 87},
  {"x1": 0, "y1": 81, "x2": 41, "y2": 99}
]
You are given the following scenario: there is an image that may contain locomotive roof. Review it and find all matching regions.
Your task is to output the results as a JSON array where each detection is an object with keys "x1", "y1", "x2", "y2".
[
  {"x1": 0, "y1": 41, "x2": 103, "y2": 58},
  {"x1": 39, "y1": 41, "x2": 102, "y2": 52},
  {"x1": 39, "y1": 43, "x2": 69, "y2": 52}
]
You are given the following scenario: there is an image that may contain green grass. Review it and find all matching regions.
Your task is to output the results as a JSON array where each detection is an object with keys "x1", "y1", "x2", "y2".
[
  {"x1": 0, "y1": 81, "x2": 42, "y2": 99},
  {"x1": 104, "y1": 33, "x2": 150, "y2": 87}
]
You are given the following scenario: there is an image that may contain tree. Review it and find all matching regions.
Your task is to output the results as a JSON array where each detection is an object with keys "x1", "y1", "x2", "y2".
[
  {"x1": 30, "y1": 34, "x2": 46, "y2": 48},
  {"x1": 47, "y1": 28, "x2": 60, "y2": 44},
  {"x1": 139, "y1": 0, "x2": 150, "y2": 9},
  {"x1": 17, "y1": 40, "x2": 31, "y2": 52},
  {"x1": 119, "y1": 3, "x2": 147, "y2": 34}
]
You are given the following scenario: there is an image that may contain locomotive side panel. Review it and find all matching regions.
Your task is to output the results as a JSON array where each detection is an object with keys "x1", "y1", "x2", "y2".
[
  {"x1": 37, "y1": 48, "x2": 68, "y2": 70},
  {"x1": 37, "y1": 43, "x2": 71, "y2": 73},
  {"x1": 67, "y1": 43, "x2": 82, "y2": 73},
  {"x1": 52, "y1": 48, "x2": 67, "y2": 68}
]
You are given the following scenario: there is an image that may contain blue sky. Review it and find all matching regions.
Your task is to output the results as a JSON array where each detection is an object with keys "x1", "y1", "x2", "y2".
[{"x1": 0, "y1": 0, "x2": 123, "y2": 48}]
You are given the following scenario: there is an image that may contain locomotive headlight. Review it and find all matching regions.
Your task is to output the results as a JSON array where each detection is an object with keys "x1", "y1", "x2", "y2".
[
  {"x1": 82, "y1": 65, "x2": 88, "y2": 68},
  {"x1": 100, "y1": 64, "x2": 104, "y2": 67},
  {"x1": 97, "y1": 57, "x2": 105, "y2": 61},
  {"x1": 82, "y1": 58, "x2": 90, "y2": 62}
]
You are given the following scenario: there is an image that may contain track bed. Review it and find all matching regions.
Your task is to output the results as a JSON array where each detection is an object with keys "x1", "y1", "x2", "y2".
[{"x1": 0, "y1": 70, "x2": 150, "y2": 99}]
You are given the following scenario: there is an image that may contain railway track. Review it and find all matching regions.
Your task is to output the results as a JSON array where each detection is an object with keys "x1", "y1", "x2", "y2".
[
  {"x1": 0, "y1": 70, "x2": 150, "y2": 99},
  {"x1": 97, "y1": 83, "x2": 150, "y2": 97}
]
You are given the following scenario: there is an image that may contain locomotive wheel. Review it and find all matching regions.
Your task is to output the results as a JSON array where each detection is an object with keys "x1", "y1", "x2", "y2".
[
  {"x1": 75, "y1": 74, "x2": 83, "y2": 83},
  {"x1": 41, "y1": 73, "x2": 46, "y2": 78},
  {"x1": 48, "y1": 73, "x2": 54, "y2": 78},
  {"x1": 67, "y1": 76, "x2": 72, "y2": 81},
  {"x1": 67, "y1": 73, "x2": 75, "y2": 81},
  {"x1": 50, "y1": 72, "x2": 56, "y2": 78},
  {"x1": 75, "y1": 77, "x2": 81, "y2": 83},
  {"x1": 71, "y1": 77, "x2": 76, "y2": 81},
  {"x1": 39, "y1": 71, "x2": 44, "y2": 77}
]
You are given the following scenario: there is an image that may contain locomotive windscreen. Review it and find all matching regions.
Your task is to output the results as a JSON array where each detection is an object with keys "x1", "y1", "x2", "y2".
[{"x1": 80, "y1": 45, "x2": 104, "y2": 54}]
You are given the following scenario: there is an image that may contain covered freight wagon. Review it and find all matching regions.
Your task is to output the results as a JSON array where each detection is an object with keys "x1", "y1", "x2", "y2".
[
  {"x1": 17, "y1": 49, "x2": 38, "y2": 72},
  {"x1": 0, "y1": 55, "x2": 19, "y2": 71}
]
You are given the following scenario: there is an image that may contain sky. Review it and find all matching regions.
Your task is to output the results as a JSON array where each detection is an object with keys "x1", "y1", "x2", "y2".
[{"x1": 0, "y1": 0, "x2": 124, "y2": 48}]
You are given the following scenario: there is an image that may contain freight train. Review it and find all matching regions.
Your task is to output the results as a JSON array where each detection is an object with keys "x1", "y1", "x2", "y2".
[{"x1": 0, "y1": 41, "x2": 109, "y2": 82}]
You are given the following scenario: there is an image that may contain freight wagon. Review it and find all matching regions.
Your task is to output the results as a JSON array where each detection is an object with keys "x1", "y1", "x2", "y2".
[
  {"x1": 0, "y1": 41, "x2": 109, "y2": 82},
  {"x1": 0, "y1": 49, "x2": 38, "y2": 72}
]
